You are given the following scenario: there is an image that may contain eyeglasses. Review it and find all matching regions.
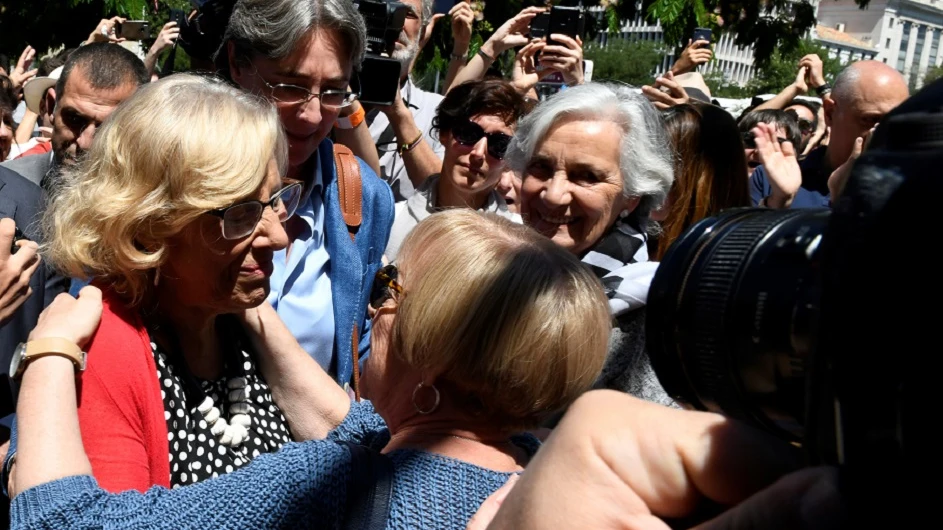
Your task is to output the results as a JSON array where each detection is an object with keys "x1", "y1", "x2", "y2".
[
  {"x1": 256, "y1": 76, "x2": 357, "y2": 109},
  {"x1": 369, "y1": 264, "x2": 404, "y2": 311},
  {"x1": 451, "y1": 120, "x2": 513, "y2": 160},
  {"x1": 742, "y1": 132, "x2": 789, "y2": 150},
  {"x1": 207, "y1": 182, "x2": 303, "y2": 240},
  {"x1": 785, "y1": 110, "x2": 815, "y2": 134}
]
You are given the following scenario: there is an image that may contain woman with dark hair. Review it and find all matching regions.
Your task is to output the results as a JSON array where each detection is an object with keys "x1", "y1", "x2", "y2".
[
  {"x1": 384, "y1": 79, "x2": 529, "y2": 260},
  {"x1": 652, "y1": 103, "x2": 752, "y2": 260},
  {"x1": 0, "y1": 76, "x2": 16, "y2": 160}
]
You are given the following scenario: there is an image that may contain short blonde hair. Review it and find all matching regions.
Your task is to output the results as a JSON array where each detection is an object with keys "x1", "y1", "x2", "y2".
[
  {"x1": 43, "y1": 74, "x2": 287, "y2": 303},
  {"x1": 393, "y1": 210, "x2": 612, "y2": 430}
]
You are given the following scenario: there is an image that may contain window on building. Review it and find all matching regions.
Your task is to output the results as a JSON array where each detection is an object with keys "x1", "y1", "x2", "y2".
[
  {"x1": 930, "y1": 29, "x2": 940, "y2": 66},
  {"x1": 889, "y1": 17, "x2": 894, "y2": 28},
  {"x1": 898, "y1": 21, "x2": 912, "y2": 70},
  {"x1": 887, "y1": 38, "x2": 892, "y2": 48},
  {"x1": 911, "y1": 25, "x2": 927, "y2": 72}
]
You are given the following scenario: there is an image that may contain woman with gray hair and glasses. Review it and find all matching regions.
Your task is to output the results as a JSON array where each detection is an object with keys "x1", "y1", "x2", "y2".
[
  {"x1": 216, "y1": 0, "x2": 395, "y2": 397},
  {"x1": 505, "y1": 82, "x2": 677, "y2": 407}
]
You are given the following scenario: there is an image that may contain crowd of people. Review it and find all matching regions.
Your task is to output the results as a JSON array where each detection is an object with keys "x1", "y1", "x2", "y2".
[{"x1": 0, "y1": 0, "x2": 918, "y2": 528}]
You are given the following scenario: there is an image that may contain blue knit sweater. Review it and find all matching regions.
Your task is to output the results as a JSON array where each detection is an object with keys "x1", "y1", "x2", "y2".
[{"x1": 11, "y1": 401, "x2": 533, "y2": 529}]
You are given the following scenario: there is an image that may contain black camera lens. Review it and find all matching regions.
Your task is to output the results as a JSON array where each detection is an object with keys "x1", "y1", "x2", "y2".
[{"x1": 647, "y1": 208, "x2": 830, "y2": 442}]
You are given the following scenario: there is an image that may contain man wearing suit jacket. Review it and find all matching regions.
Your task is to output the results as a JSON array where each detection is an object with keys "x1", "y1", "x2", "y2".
[{"x1": 0, "y1": 167, "x2": 69, "y2": 435}]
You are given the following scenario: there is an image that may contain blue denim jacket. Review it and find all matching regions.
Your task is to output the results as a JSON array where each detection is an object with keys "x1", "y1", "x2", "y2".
[{"x1": 318, "y1": 139, "x2": 394, "y2": 386}]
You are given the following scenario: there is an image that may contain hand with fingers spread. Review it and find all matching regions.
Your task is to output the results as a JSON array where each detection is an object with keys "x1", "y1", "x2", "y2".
[
  {"x1": 753, "y1": 123, "x2": 802, "y2": 209},
  {"x1": 511, "y1": 39, "x2": 554, "y2": 95},
  {"x1": 671, "y1": 39, "x2": 713, "y2": 76},
  {"x1": 86, "y1": 16, "x2": 127, "y2": 45},
  {"x1": 642, "y1": 71, "x2": 690, "y2": 110},
  {"x1": 9, "y1": 45, "x2": 38, "y2": 92},
  {"x1": 0, "y1": 218, "x2": 41, "y2": 325},
  {"x1": 450, "y1": 1, "x2": 476, "y2": 56},
  {"x1": 540, "y1": 34, "x2": 585, "y2": 86},
  {"x1": 479, "y1": 6, "x2": 547, "y2": 60}
]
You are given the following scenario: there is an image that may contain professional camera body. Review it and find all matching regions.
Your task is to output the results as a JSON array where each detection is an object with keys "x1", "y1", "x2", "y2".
[
  {"x1": 647, "y1": 84, "x2": 942, "y2": 523},
  {"x1": 355, "y1": 0, "x2": 409, "y2": 106},
  {"x1": 172, "y1": 0, "x2": 236, "y2": 63}
]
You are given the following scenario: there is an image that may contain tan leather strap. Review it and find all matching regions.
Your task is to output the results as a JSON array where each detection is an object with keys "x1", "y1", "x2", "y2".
[
  {"x1": 334, "y1": 143, "x2": 363, "y2": 242},
  {"x1": 334, "y1": 143, "x2": 364, "y2": 400},
  {"x1": 350, "y1": 325, "x2": 361, "y2": 402}
]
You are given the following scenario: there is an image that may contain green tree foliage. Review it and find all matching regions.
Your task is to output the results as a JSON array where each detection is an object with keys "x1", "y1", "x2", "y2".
[
  {"x1": 702, "y1": 70, "x2": 752, "y2": 99},
  {"x1": 606, "y1": 0, "x2": 873, "y2": 65},
  {"x1": 0, "y1": 0, "x2": 191, "y2": 67},
  {"x1": 583, "y1": 38, "x2": 663, "y2": 87},
  {"x1": 924, "y1": 65, "x2": 943, "y2": 86},
  {"x1": 745, "y1": 38, "x2": 846, "y2": 95}
]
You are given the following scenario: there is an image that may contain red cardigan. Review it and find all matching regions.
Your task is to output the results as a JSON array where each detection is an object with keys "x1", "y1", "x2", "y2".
[{"x1": 76, "y1": 289, "x2": 170, "y2": 492}]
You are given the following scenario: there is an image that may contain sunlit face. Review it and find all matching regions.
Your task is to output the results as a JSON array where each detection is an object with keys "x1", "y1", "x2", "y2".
[
  {"x1": 520, "y1": 119, "x2": 638, "y2": 255},
  {"x1": 825, "y1": 76, "x2": 908, "y2": 168},
  {"x1": 393, "y1": 0, "x2": 424, "y2": 75},
  {"x1": 52, "y1": 67, "x2": 138, "y2": 166},
  {"x1": 744, "y1": 124, "x2": 787, "y2": 178},
  {"x1": 440, "y1": 114, "x2": 514, "y2": 201},
  {"x1": 231, "y1": 29, "x2": 352, "y2": 174},
  {"x1": 160, "y1": 159, "x2": 289, "y2": 313}
]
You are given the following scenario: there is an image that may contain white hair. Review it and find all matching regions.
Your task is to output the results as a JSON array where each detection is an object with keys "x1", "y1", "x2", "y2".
[{"x1": 505, "y1": 82, "x2": 675, "y2": 223}]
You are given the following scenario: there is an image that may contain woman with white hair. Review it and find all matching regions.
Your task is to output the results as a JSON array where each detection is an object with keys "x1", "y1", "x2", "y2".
[{"x1": 505, "y1": 82, "x2": 677, "y2": 406}]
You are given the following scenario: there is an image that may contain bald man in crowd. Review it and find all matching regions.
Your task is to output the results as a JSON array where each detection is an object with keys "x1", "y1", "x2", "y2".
[{"x1": 750, "y1": 60, "x2": 909, "y2": 208}]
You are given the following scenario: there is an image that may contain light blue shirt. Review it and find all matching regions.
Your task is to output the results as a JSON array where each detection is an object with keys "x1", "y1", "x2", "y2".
[{"x1": 268, "y1": 156, "x2": 336, "y2": 375}]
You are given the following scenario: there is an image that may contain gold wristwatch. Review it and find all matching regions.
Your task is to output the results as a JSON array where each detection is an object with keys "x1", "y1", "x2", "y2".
[{"x1": 9, "y1": 338, "x2": 87, "y2": 382}]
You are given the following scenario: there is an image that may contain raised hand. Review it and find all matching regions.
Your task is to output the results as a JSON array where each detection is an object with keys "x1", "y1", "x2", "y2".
[
  {"x1": 9, "y1": 45, "x2": 38, "y2": 91},
  {"x1": 642, "y1": 71, "x2": 690, "y2": 110},
  {"x1": 540, "y1": 34, "x2": 585, "y2": 86},
  {"x1": 671, "y1": 38, "x2": 713, "y2": 75},
  {"x1": 753, "y1": 123, "x2": 802, "y2": 208}
]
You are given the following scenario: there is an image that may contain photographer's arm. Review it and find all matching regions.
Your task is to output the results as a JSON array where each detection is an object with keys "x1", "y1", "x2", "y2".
[
  {"x1": 448, "y1": 7, "x2": 544, "y2": 92},
  {"x1": 443, "y1": 2, "x2": 474, "y2": 91},
  {"x1": 380, "y1": 95, "x2": 442, "y2": 189},
  {"x1": 333, "y1": 99, "x2": 381, "y2": 175}
]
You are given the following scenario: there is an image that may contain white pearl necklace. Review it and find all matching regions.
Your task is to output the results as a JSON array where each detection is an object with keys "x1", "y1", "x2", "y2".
[{"x1": 197, "y1": 376, "x2": 252, "y2": 447}]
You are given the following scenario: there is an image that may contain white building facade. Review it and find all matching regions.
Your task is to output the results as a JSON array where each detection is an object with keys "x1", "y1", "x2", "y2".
[{"x1": 816, "y1": 0, "x2": 943, "y2": 87}]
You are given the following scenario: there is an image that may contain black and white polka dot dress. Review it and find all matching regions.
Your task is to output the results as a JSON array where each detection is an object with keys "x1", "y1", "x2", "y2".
[{"x1": 150, "y1": 331, "x2": 293, "y2": 488}]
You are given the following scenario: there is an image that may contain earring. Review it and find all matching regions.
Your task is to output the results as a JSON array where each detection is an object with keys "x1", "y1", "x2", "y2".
[
  {"x1": 619, "y1": 210, "x2": 630, "y2": 219},
  {"x1": 412, "y1": 382, "x2": 441, "y2": 415},
  {"x1": 153, "y1": 268, "x2": 161, "y2": 287}
]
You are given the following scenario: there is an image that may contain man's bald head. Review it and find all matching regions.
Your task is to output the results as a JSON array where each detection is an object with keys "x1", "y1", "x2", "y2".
[{"x1": 824, "y1": 60, "x2": 909, "y2": 169}]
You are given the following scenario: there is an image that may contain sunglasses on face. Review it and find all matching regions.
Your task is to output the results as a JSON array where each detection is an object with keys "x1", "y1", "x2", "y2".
[
  {"x1": 207, "y1": 182, "x2": 303, "y2": 240},
  {"x1": 452, "y1": 120, "x2": 513, "y2": 160},
  {"x1": 742, "y1": 132, "x2": 789, "y2": 150},
  {"x1": 369, "y1": 264, "x2": 405, "y2": 311},
  {"x1": 785, "y1": 110, "x2": 815, "y2": 134}
]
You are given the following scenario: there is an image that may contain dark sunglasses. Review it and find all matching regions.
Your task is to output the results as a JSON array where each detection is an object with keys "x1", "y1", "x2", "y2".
[
  {"x1": 452, "y1": 120, "x2": 513, "y2": 160},
  {"x1": 369, "y1": 264, "x2": 405, "y2": 311},
  {"x1": 207, "y1": 182, "x2": 303, "y2": 240},
  {"x1": 785, "y1": 110, "x2": 815, "y2": 134},
  {"x1": 742, "y1": 132, "x2": 789, "y2": 150}
]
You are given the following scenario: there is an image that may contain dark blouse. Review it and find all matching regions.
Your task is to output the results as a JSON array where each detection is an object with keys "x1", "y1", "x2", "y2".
[{"x1": 149, "y1": 330, "x2": 292, "y2": 488}]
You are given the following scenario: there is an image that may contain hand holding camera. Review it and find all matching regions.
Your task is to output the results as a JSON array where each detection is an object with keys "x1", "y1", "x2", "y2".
[
  {"x1": 479, "y1": 6, "x2": 546, "y2": 60},
  {"x1": 671, "y1": 37, "x2": 714, "y2": 76}
]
